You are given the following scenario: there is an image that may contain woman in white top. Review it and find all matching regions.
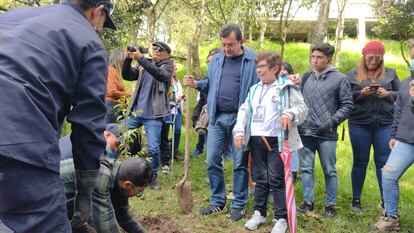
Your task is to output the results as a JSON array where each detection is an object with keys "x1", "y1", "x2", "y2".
[{"x1": 233, "y1": 52, "x2": 308, "y2": 233}]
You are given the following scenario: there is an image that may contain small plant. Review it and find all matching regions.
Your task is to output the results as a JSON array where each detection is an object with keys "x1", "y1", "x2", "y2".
[{"x1": 114, "y1": 96, "x2": 148, "y2": 160}]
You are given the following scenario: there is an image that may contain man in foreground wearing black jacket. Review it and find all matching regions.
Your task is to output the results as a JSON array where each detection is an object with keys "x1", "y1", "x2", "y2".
[
  {"x1": 297, "y1": 43, "x2": 353, "y2": 218},
  {"x1": 122, "y1": 41, "x2": 174, "y2": 190}
]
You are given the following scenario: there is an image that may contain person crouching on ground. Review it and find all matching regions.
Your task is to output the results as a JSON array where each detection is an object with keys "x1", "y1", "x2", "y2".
[{"x1": 233, "y1": 52, "x2": 308, "y2": 233}]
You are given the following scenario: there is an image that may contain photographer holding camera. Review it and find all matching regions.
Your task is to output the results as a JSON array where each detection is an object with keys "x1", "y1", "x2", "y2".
[{"x1": 122, "y1": 41, "x2": 174, "y2": 190}]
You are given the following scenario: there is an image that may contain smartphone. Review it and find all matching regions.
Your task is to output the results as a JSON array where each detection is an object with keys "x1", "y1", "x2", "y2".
[{"x1": 370, "y1": 83, "x2": 380, "y2": 91}]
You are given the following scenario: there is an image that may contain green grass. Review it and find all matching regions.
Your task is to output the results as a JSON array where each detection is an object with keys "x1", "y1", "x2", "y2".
[{"x1": 129, "y1": 39, "x2": 414, "y2": 233}]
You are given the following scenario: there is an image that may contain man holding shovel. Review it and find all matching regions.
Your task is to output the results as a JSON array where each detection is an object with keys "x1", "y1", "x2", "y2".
[{"x1": 184, "y1": 23, "x2": 259, "y2": 221}]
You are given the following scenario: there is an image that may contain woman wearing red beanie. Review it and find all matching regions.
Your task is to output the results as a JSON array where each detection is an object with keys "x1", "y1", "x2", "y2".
[{"x1": 346, "y1": 40, "x2": 400, "y2": 213}]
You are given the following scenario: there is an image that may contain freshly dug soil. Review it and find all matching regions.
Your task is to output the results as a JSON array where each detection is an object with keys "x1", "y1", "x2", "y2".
[{"x1": 141, "y1": 214, "x2": 190, "y2": 233}]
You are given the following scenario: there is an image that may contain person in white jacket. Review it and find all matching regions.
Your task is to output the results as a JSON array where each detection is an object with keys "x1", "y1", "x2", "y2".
[{"x1": 233, "y1": 51, "x2": 308, "y2": 233}]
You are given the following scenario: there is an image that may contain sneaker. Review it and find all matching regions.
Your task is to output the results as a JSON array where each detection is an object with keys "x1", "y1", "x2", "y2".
[
  {"x1": 191, "y1": 149, "x2": 203, "y2": 157},
  {"x1": 325, "y1": 205, "x2": 336, "y2": 218},
  {"x1": 369, "y1": 216, "x2": 400, "y2": 231},
  {"x1": 271, "y1": 218, "x2": 287, "y2": 233},
  {"x1": 351, "y1": 198, "x2": 362, "y2": 213},
  {"x1": 244, "y1": 210, "x2": 266, "y2": 230},
  {"x1": 150, "y1": 179, "x2": 161, "y2": 190},
  {"x1": 199, "y1": 205, "x2": 226, "y2": 216},
  {"x1": 298, "y1": 201, "x2": 314, "y2": 214},
  {"x1": 230, "y1": 208, "x2": 245, "y2": 221},
  {"x1": 161, "y1": 165, "x2": 170, "y2": 174}
]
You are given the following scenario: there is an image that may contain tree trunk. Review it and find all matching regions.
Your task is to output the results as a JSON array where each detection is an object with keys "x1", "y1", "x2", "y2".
[
  {"x1": 249, "y1": 25, "x2": 253, "y2": 43},
  {"x1": 258, "y1": 19, "x2": 268, "y2": 49},
  {"x1": 146, "y1": 7, "x2": 156, "y2": 49},
  {"x1": 333, "y1": 0, "x2": 347, "y2": 67},
  {"x1": 312, "y1": 0, "x2": 331, "y2": 45},
  {"x1": 190, "y1": 0, "x2": 206, "y2": 80}
]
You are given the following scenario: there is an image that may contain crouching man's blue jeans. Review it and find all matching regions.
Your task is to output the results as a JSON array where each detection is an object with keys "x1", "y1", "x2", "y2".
[
  {"x1": 299, "y1": 136, "x2": 338, "y2": 206},
  {"x1": 206, "y1": 112, "x2": 248, "y2": 209},
  {"x1": 382, "y1": 140, "x2": 414, "y2": 218}
]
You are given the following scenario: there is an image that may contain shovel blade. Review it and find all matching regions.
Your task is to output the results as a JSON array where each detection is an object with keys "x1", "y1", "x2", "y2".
[{"x1": 176, "y1": 180, "x2": 193, "y2": 214}]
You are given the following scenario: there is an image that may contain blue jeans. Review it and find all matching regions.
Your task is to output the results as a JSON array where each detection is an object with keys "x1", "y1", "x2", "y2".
[
  {"x1": 291, "y1": 150, "x2": 299, "y2": 172},
  {"x1": 382, "y1": 140, "x2": 414, "y2": 218},
  {"x1": 126, "y1": 115, "x2": 163, "y2": 177},
  {"x1": 0, "y1": 156, "x2": 70, "y2": 233},
  {"x1": 349, "y1": 123, "x2": 391, "y2": 200},
  {"x1": 206, "y1": 112, "x2": 248, "y2": 209},
  {"x1": 173, "y1": 110, "x2": 182, "y2": 152},
  {"x1": 299, "y1": 136, "x2": 338, "y2": 205}
]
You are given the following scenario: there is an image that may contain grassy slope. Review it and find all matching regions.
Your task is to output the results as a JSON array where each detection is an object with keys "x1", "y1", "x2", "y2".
[{"x1": 131, "y1": 39, "x2": 414, "y2": 233}]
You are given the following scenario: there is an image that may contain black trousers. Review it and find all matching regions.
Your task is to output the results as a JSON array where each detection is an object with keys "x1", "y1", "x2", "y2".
[
  {"x1": 250, "y1": 136, "x2": 287, "y2": 220},
  {"x1": 160, "y1": 121, "x2": 171, "y2": 166}
]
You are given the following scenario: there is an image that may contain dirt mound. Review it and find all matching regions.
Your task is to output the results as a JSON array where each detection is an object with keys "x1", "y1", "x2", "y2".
[{"x1": 141, "y1": 214, "x2": 189, "y2": 233}]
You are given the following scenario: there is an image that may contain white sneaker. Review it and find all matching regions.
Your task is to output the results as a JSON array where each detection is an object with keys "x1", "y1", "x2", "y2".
[
  {"x1": 244, "y1": 210, "x2": 266, "y2": 230},
  {"x1": 271, "y1": 218, "x2": 287, "y2": 233},
  {"x1": 161, "y1": 165, "x2": 170, "y2": 174}
]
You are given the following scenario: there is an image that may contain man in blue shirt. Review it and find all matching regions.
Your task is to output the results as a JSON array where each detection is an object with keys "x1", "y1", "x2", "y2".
[
  {"x1": 0, "y1": 0, "x2": 115, "y2": 232},
  {"x1": 184, "y1": 24, "x2": 259, "y2": 221}
]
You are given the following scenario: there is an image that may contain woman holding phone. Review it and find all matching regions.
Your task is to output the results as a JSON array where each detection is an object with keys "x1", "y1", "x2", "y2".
[{"x1": 346, "y1": 40, "x2": 400, "y2": 213}]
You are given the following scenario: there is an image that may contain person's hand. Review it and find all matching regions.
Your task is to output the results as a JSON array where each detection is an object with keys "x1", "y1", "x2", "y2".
[
  {"x1": 389, "y1": 138, "x2": 397, "y2": 149},
  {"x1": 183, "y1": 75, "x2": 197, "y2": 88},
  {"x1": 234, "y1": 136, "x2": 244, "y2": 150},
  {"x1": 409, "y1": 81, "x2": 414, "y2": 98},
  {"x1": 127, "y1": 88, "x2": 134, "y2": 97},
  {"x1": 130, "y1": 49, "x2": 142, "y2": 60},
  {"x1": 280, "y1": 114, "x2": 292, "y2": 130},
  {"x1": 360, "y1": 86, "x2": 375, "y2": 96},
  {"x1": 376, "y1": 87, "x2": 390, "y2": 99},
  {"x1": 288, "y1": 74, "x2": 301, "y2": 85}
]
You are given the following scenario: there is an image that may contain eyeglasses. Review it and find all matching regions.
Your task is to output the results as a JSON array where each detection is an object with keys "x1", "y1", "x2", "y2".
[
  {"x1": 366, "y1": 55, "x2": 382, "y2": 62},
  {"x1": 221, "y1": 42, "x2": 239, "y2": 49},
  {"x1": 131, "y1": 182, "x2": 144, "y2": 197},
  {"x1": 256, "y1": 64, "x2": 269, "y2": 70},
  {"x1": 153, "y1": 46, "x2": 164, "y2": 52}
]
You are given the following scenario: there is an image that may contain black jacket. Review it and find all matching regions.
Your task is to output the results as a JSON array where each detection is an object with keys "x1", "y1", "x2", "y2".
[
  {"x1": 347, "y1": 67, "x2": 400, "y2": 125},
  {"x1": 391, "y1": 76, "x2": 414, "y2": 144},
  {"x1": 122, "y1": 57, "x2": 173, "y2": 118},
  {"x1": 298, "y1": 65, "x2": 354, "y2": 140}
]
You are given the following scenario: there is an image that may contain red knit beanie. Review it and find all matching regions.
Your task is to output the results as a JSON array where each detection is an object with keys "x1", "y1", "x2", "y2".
[{"x1": 362, "y1": 40, "x2": 385, "y2": 55}]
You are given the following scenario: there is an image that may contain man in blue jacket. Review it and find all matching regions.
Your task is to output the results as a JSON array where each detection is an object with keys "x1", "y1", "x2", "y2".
[
  {"x1": 184, "y1": 24, "x2": 259, "y2": 221},
  {"x1": 0, "y1": 0, "x2": 115, "y2": 232}
]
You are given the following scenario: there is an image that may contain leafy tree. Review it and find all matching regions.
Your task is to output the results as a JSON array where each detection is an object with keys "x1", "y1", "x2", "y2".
[{"x1": 373, "y1": 0, "x2": 414, "y2": 67}]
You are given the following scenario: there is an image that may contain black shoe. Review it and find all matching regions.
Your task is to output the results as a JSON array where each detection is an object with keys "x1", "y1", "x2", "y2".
[
  {"x1": 199, "y1": 205, "x2": 225, "y2": 215},
  {"x1": 230, "y1": 208, "x2": 245, "y2": 221},
  {"x1": 351, "y1": 198, "x2": 362, "y2": 213},
  {"x1": 298, "y1": 201, "x2": 314, "y2": 214},
  {"x1": 325, "y1": 205, "x2": 336, "y2": 218},
  {"x1": 191, "y1": 149, "x2": 203, "y2": 157},
  {"x1": 150, "y1": 180, "x2": 161, "y2": 190}
]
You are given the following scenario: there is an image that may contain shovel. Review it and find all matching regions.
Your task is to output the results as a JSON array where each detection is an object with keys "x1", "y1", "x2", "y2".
[{"x1": 175, "y1": 43, "x2": 193, "y2": 214}]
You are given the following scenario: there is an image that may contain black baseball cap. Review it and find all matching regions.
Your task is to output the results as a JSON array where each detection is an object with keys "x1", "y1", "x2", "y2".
[
  {"x1": 105, "y1": 123, "x2": 119, "y2": 137},
  {"x1": 85, "y1": 0, "x2": 117, "y2": 30},
  {"x1": 152, "y1": 41, "x2": 172, "y2": 54}
]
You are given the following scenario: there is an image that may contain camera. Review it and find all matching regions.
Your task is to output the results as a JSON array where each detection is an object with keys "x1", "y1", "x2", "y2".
[{"x1": 127, "y1": 45, "x2": 149, "y2": 54}]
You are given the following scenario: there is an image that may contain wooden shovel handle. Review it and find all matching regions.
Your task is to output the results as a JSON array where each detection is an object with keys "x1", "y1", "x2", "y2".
[{"x1": 183, "y1": 43, "x2": 192, "y2": 181}]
